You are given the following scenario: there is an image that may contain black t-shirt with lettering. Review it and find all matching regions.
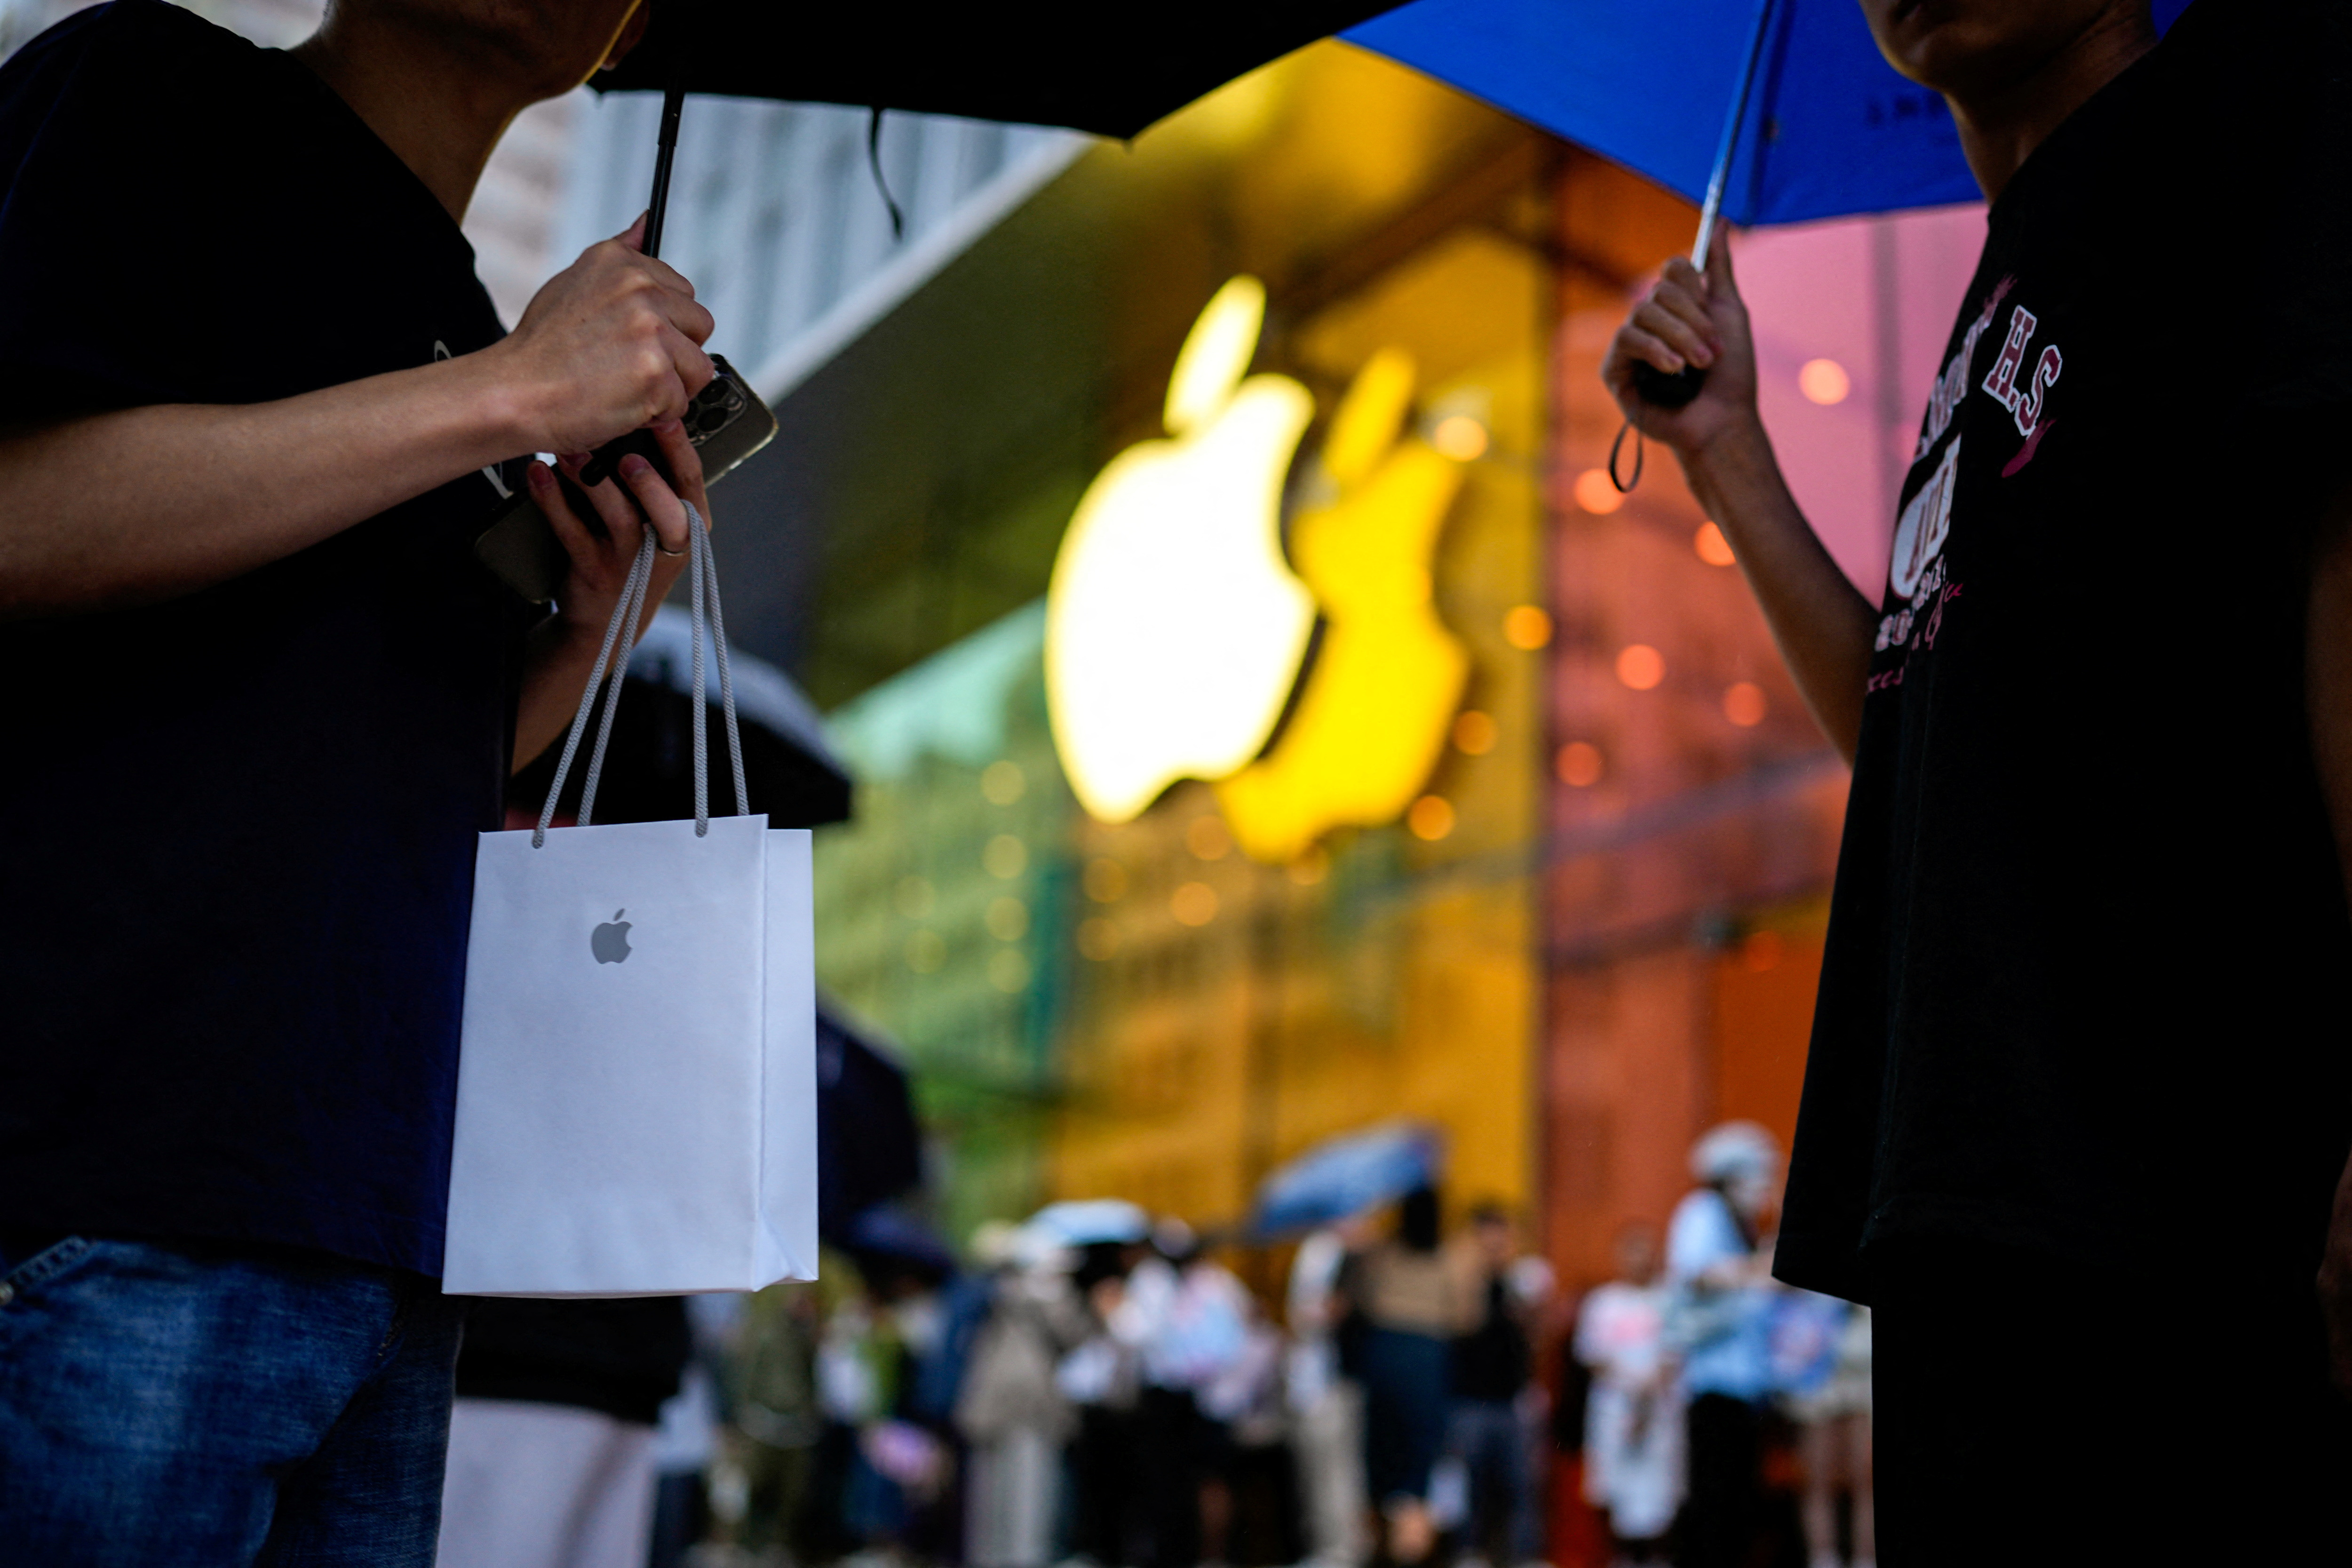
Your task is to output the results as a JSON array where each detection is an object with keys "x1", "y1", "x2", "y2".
[
  {"x1": 0, "y1": 0, "x2": 534, "y2": 1276},
  {"x1": 1777, "y1": 0, "x2": 2352, "y2": 1303}
]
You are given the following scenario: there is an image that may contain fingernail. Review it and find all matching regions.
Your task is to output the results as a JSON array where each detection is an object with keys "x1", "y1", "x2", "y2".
[
  {"x1": 526, "y1": 463, "x2": 550, "y2": 488},
  {"x1": 620, "y1": 454, "x2": 652, "y2": 478},
  {"x1": 1691, "y1": 347, "x2": 1714, "y2": 368}
]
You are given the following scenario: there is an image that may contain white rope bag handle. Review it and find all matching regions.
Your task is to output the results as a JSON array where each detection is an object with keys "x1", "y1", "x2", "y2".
[{"x1": 532, "y1": 505, "x2": 746, "y2": 847}]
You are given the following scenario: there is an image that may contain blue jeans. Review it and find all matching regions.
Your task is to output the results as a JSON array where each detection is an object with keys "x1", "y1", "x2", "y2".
[
  {"x1": 0, "y1": 1234, "x2": 467, "y2": 1567},
  {"x1": 1443, "y1": 1398, "x2": 1541, "y2": 1562}
]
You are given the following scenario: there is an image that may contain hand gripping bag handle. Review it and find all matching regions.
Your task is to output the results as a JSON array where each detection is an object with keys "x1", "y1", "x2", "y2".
[{"x1": 531, "y1": 507, "x2": 747, "y2": 847}]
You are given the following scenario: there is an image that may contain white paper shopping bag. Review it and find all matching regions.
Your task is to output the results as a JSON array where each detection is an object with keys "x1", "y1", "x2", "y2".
[{"x1": 443, "y1": 513, "x2": 817, "y2": 1296}]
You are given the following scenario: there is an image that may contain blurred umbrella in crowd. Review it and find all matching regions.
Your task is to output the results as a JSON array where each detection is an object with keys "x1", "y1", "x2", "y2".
[
  {"x1": 839, "y1": 1202, "x2": 958, "y2": 1285},
  {"x1": 1249, "y1": 1122, "x2": 1442, "y2": 1239},
  {"x1": 1023, "y1": 1198, "x2": 1152, "y2": 1249}
]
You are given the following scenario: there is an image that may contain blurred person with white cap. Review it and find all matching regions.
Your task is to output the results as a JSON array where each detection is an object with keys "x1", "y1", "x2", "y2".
[{"x1": 1665, "y1": 1122, "x2": 1781, "y2": 1568}]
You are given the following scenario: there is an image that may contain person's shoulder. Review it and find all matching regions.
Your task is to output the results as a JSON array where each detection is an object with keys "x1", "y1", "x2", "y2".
[
  {"x1": 0, "y1": 0, "x2": 278, "y2": 167},
  {"x1": 2, "y1": 0, "x2": 263, "y2": 97}
]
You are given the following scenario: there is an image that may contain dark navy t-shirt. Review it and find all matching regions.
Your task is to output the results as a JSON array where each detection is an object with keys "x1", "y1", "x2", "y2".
[{"x1": 0, "y1": 0, "x2": 535, "y2": 1276}]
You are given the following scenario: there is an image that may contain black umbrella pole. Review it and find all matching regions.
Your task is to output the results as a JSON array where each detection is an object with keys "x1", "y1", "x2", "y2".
[
  {"x1": 642, "y1": 80, "x2": 686, "y2": 261},
  {"x1": 580, "y1": 82, "x2": 688, "y2": 487}
]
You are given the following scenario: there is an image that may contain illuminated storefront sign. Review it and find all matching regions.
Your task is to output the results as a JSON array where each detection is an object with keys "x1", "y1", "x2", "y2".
[{"x1": 1045, "y1": 278, "x2": 1468, "y2": 858}]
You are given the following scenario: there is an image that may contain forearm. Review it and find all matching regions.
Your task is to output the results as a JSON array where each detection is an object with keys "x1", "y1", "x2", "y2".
[
  {"x1": 1682, "y1": 419, "x2": 1878, "y2": 761},
  {"x1": 0, "y1": 347, "x2": 540, "y2": 619},
  {"x1": 514, "y1": 616, "x2": 600, "y2": 776}
]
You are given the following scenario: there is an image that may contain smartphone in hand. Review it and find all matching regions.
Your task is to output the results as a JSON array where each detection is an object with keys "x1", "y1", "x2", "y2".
[{"x1": 473, "y1": 353, "x2": 778, "y2": 605}]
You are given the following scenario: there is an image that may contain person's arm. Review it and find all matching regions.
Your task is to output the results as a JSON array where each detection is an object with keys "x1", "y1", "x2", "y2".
[
  {"x1": 2303, "y1": 479, "x2": 2352, "y2": 1392},
  {"x1": 1602, "y1": 243, "x2": 1880, "y2": 761},
  {"x1": 0, "y1": 216, "x2": 721, "y2": 772}
]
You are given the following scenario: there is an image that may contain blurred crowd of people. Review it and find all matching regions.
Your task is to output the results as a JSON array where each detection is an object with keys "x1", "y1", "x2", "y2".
[
  {"x1": 433, "y1": 1121, "x2": 1872, "y2": 1568},
  {"x1": 1570, "y1": 1123, "x2": 1873, "y2": 1568}
]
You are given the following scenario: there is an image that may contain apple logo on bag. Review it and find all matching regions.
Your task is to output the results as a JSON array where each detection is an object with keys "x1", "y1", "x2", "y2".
[{"x1": 590, "y1": 909, "x2": 633, "y2": 965}]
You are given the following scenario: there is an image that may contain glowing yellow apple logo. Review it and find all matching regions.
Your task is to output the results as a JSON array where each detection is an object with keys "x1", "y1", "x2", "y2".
[
  {"x1": 1046, "y1": 278, "x2": 1317, "y2": 824},
  {"x1": 1214, "y1": 349, "x2": 1468, "y2": 862}
]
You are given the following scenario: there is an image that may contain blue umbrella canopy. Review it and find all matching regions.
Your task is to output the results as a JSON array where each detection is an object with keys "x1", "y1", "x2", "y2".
[
  {"x1": 1024, "y1": 1198, "x2": 1152, "y2": 1249},
  {"x1": 1251, "y1": 1122, "x2": 1442, "y2": 1239},
  {"x1": 1348, "y1": 0, "x2": 2192, "y2": 227}
]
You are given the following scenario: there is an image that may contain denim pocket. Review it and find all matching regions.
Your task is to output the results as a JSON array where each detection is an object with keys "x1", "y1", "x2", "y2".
[{"x1": 0, "y1": 1234, "x2": 93, "y2": 1305}]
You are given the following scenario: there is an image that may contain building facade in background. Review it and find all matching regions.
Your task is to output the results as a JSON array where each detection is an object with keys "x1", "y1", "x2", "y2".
[{"x1": 797, "y1": 41, "x2": 1987, "y2": 1296}]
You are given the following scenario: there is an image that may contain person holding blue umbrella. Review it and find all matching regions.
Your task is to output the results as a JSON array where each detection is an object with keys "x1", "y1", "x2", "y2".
[{"x1": 1602, "y1": 0, "x2": 2351, "y2": 1559}]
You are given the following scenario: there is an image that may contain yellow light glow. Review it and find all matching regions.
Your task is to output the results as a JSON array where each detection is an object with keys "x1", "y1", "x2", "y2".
[
  {"x1": 1695, "y1": 521, "x2": 1737, "y2": 566},
  {"x1": 1215, "y1": 349, "x2": 1471, "y2": 865},
  {"x1": 983, "y1": 834, "x2": 1027, "y2": 879},
  {"x1": 1186, "y1": 814, "x2": 1232, "y2": 860},
  {"x1": 1171, "y1": 881, "x2": 1220, "y2": 926},
  {"x1": 1166, "y1": 277, "x2": 1269, "y2": 436},
  {"x1": 1799, "y1": 358, "x2": 1851, "y2": 406},
  {"x1": 1047, "y1": 278, "x2": 1318, "y2": 824},
  {"x1": 981, "y1": 760, "x2": 1026, "y2": 804},
  {"x1": 1430, "y1": 413, "x2": 1489, "y2": 462},
  {"x1": 985, "y1": 896, "x2": 1030, "y2": 941},
  {"x1": 1573, "y1": 468, "x2": 1624, "y2": 514}
]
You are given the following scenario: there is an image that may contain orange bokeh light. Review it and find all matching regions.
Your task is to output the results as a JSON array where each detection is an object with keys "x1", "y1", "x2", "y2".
[
  {"x1": 1503, "y1": 605, "x2": 1553, "y2": 650},
  {"x1": 1407, "y1": 795, "x2": 1455, "y2": 841},
  {"x1": 1452, "y1": 708, "x2": 1497, "y2": 755},
  {"x1": 1557, "y1": 741, "x2": 1604, "y2": 788},
  {"x1": 1723, "y1": 681, "x2": 1767, "y2": 726},
  {"x1": 1695, "y1": 521, "x2": 1737, "y2": 566},
  {"x1": 1798, "y1": 358, "x2": 1851, "y2": 406},
  {"x1": 1616, "y1": 644, "x2": 1665, "y2": 691},
  {"x1": 1572, "y1": 468, "x2": 1625, "y2": 514},
  {"x1": 1171, "y1": 881, "x2": 1219, "y2": 926}
]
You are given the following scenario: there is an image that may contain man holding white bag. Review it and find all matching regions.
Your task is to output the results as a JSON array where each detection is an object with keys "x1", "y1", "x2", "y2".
[{"x1": 0, "y1": 0, "x2": 735, "y2": 1560}]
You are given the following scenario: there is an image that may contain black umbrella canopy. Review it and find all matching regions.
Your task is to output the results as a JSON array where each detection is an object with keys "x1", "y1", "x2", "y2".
[{"x1": 593, "y1": 0, "x2": 1410, "y2": 139}]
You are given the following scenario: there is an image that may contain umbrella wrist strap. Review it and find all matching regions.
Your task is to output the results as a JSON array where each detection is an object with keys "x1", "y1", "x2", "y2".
[{"x1": 532, "y1": 505, "x2": 747, "y2": 847}]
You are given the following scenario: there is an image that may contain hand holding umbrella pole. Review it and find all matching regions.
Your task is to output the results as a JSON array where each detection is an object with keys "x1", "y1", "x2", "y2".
[
  {"x1": 1614, "y1": 0, "x2": 1775, "y2": 491},
  {"x1": 578, "y1": 48, "x2": 692, "y2": 491}
]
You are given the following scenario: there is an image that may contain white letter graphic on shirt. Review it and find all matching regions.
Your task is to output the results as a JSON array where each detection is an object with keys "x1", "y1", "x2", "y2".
[
  {"x1": 2015, "y1": 344, "x2": 2062, "y2": 435},
  {"x1": 1890, "y1": 437, "x2": 1962, "y2": 602},
  {"x1": 1980, "y1": 305, "x2": 2038, "y2": 416}
]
